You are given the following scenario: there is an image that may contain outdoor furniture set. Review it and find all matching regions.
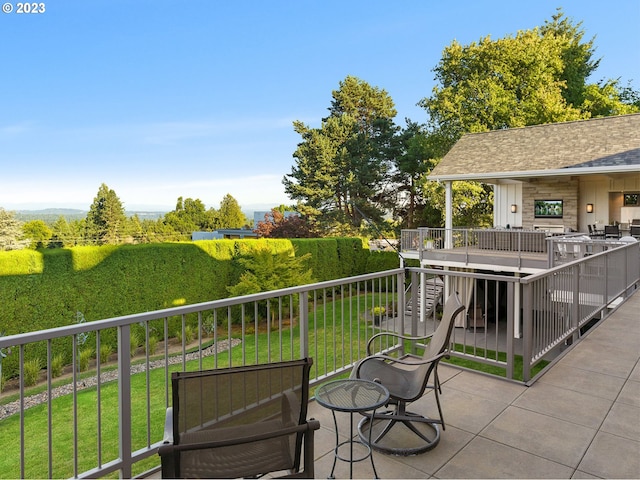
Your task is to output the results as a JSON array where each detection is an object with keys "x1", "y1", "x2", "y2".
[{"x1": 158, "y1": 293, "x2": 465, "y2": 478}]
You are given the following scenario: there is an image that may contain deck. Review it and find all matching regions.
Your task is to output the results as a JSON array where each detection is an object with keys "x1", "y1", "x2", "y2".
[{"x1": 307, "y1": 291, "x2": 640, "y2": 478}]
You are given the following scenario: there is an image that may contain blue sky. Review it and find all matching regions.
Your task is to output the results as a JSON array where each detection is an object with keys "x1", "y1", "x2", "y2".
[{"x1": 1, "y1": 0, "x2": 639, "y2": 212}]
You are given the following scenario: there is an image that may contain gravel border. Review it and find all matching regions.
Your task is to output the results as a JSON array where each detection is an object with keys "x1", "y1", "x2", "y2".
[{"x1": 0, "y1": 339, "x2": 241, "y2": 421}]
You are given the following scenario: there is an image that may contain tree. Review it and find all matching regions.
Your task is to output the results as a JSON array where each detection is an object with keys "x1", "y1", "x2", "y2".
[
  {"x1": 227, "y1": 248, "x2": 314, "y2": 327},
  {"x1": 22, "y1": 220, "x2": 52, "y2": 249},
  {"x1": 217, "y1": 194, "x2": 246, "y2": 229},
  {"x1": 283, "y1": 76, "x2": 398, "y2": 231},
  {"x1": 254, "y1": 209, "x2": 315, "y2": 238},
  {"x1": 163, "y1": 197, "x2": 213, "y2": 237},
  {"x1": 420, "y1": 9, "x2": 638, "y2": 148},
  {"x1": 85, "y1": 183, "x2": 127, "y2": 245},
  {"x1": 0, "y1": 208, "x2": 27, "y2": 250},
  {"x1": 387, "y1": 121, "x2": 444, "y2": 229},
  {"x1": 49, "y1": 216, "x2": 76, "y2": 248}
]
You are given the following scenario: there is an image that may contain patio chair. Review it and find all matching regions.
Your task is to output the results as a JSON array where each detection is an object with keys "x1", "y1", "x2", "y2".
[
  {"x1": 158, "y1": 358, "x2": 320, "y2": 478},
  {"x1": 604, "y1": 225, "x2": 620, "y2": 239},
  {"x1": 352, "y1": 292, "x2": 465, "y2": 456},
  {"x1": 631, "y1": 225, "x2": 640, "y2": 239}
]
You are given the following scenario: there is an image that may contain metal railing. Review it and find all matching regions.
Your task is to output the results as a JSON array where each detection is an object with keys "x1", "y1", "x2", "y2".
[
  {"x1": 1, "y1": 242, "x2": 639, "y2": 478},
  {"x1": 0, "y1": 269, "x2": 405, "y2": 479},
  {"x1": 521, "y1": 240, "x2": 640, "y2": 380},
  {"x1": 401, "y1": 227, "x2": 634, "y2": 269}
]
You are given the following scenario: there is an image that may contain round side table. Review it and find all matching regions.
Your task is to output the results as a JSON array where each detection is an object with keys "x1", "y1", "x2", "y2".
[{"x1": 315, "y1": 379, "x2": 389, "y2": 479}]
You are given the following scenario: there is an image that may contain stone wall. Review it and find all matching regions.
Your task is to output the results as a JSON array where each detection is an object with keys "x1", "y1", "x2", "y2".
[{"x1": 522, "y1": 178, "x2": 579, "y2": 231}]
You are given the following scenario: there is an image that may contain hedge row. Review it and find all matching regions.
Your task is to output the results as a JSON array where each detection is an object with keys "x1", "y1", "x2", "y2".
[{"x1": 0, "y1": 238, "x2": 400, "y2": 380}]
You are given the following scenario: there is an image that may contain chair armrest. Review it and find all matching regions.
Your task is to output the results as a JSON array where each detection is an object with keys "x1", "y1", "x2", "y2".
[
  {"x1": 354, "y1": 350, "x2": 449, "y2": 379},
  {"x1": 162, "y1": 407, "x2": 174, "y2": 444},
  {"x1": 366, "y1": 330, "x2": 435, "y2": 355},
  {"x1": 163, "y1": 421, "x2": 316, "y2": 453}
]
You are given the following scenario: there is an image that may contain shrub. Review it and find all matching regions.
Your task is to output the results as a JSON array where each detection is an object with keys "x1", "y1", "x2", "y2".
[
  {"x1": 78, "y1": 348, "x2": 93, "y2": 372},
  {"x1": 184, "y1": 325, "x2": 195, "y2": 344},
  {"x1": 147, "y1": 336, "x2": 158, "y2": 356},
  {"x1": 99, "y1": 344, "x2": 113, "y2": 364},
  {"x1": 130, "y1": 331, "x2": 140, "y2": 358},
  {"x1": 23, "y1": 358, "x2": 42, "y2": 387},
  {"x1": 51, "y1": 353, "x2": 64, "y2": 378}
]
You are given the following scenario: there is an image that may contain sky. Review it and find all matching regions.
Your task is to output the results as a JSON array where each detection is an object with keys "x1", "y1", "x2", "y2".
[{"x1": 1, "y1": 0, "x2": 639, "y2": 213}]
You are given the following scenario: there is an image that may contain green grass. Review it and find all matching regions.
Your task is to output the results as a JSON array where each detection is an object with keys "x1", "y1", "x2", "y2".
[{"x1": 446, "y1": 343, "x2": 549, "y2": 382}]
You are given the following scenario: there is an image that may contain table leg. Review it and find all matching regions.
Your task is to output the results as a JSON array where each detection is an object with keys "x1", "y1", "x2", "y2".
[
  {"x1": 329, "y1": 411, "x2": 338, "y2": 479},
  {"x1": 368, "y1": 408, "x2": 379, "y2": 479},
  {"x1": 349, "y1": 411, "x2": 354, "y2": 479}
]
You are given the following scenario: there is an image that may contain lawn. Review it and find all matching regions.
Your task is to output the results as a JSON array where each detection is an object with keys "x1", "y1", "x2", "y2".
[{"x1": 0, "y1": 292, "x2": 390, "y2": 479}]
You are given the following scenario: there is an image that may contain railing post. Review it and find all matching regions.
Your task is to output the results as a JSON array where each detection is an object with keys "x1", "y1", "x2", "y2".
[
  {"x1": 118, "y1": 324, "x2": 133, "y2": 478},
  {"x1": 506, "y1": 281, "x2": 515, "y2": 380},
  {"x1": 299, "y1": 291, "x2": 309, "y2": 359},
  {"x1": 521, "y1": 282, "x2": 533, "y2": 382},
  {"x1": 571, "y1": 265, "x2": 580, "y2": 341},
  {"x1": 408, "y1": 270, "x2": 419, "y2": 356}
]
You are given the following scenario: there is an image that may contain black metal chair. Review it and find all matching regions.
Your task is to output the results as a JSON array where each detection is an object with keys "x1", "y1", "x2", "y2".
[
  {"x1": 630, "y1": 225, "x2": 640, "y2": 239},
  {"x1": 352, "y1": 292, "x2": 465, "y2": 455},
  {"x1": 158, "y1": 358, "x2": 319, "y2": 478},
  {"x1": 604, "y1": 225, "x2": 620, "y2": 239}
]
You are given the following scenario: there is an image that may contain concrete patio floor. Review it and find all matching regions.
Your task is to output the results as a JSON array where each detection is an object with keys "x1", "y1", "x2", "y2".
[{"x1": 308, "y1": 291, "x2": 640, "y2": 479}]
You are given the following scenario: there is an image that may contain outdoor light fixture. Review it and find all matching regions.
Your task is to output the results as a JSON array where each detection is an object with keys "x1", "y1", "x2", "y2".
[
  {"x1": 511, "y1": 204, "x2": 517, "y2": 213},
  {"x1": 586, "y1": 203, "x2": 594, "y2": 213}
]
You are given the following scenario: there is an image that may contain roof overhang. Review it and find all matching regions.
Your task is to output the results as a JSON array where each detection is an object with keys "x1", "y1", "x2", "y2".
[{"x1": 428, "y1": 164, "x2": 640, "y2": 184}]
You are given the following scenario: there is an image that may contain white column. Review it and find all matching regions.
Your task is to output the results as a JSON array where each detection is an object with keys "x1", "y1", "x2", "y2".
[
  {"x1": 514, "y1": 273, "x2": 521, "y2": 338},
  {"x1": 445, "y1": 181, "x2": 453, "y2": 249}
]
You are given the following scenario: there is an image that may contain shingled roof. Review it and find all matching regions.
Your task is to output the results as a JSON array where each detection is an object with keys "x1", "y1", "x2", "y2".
[{"x1": 429, "y1": 113, "x2": 640, "y2": 181}]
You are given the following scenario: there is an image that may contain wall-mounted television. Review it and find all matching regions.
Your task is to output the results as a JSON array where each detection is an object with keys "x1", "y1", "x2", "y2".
[{"x1": 534, "y1": 199, "x2": 563, "y2": 218}]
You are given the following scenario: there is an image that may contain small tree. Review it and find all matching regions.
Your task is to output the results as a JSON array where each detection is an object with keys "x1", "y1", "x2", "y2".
[
  {"x1": 254, "y1": 209, "x2": 315, "y2": 238},
  {"x1": 22, "y1": 220, "x2": 53, "y2": 249},
  {"x1": 0, "y1": 208, "x2": 28, "y2": 250},
  {"x1": 227, "y1": 249, "x2": 314, "y2": 327}
]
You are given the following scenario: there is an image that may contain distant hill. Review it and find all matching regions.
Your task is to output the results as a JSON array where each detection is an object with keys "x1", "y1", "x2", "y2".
[{"x1": 15, "y1": 209, "x2": 167, "y2": 224}]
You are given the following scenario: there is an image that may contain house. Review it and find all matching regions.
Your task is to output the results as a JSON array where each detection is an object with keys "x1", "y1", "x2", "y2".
[
  {"x1": 401, "y1": 114, "x2": 640, "y2": 272},
  {"x1": 400, "y1": 113, "x2": 640, "y2": 332},
  {"x1": 429, "y1": 113, "x2": 640, "y2": 235}
]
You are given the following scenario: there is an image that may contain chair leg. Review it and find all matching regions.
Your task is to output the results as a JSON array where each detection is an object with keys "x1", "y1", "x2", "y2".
[{"x1": 433, "y1": 379, "x2": 446, "y2": 431}]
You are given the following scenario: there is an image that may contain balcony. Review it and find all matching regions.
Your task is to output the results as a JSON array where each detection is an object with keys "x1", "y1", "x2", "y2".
[
  {"x1": 401, "y1": 227, "x2": 640, "y2": 273},
  {"x1": 0, "y1": 242, "x2": 638, "y2": 478}
]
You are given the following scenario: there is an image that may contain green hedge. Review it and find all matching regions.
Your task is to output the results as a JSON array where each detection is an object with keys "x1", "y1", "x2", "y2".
[{"x1": 0, "y1": 238, "x2": 401, "y2": 380}]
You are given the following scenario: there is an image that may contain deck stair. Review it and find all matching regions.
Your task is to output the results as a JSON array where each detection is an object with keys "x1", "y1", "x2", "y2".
[{"x1": 405, "y1": 277, "x2": 444, "y2": 319}]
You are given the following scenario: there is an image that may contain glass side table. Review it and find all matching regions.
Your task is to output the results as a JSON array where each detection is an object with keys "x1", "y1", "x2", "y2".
[{"x1": 315, "y1": 379, "x2": 389, "y2": 479}]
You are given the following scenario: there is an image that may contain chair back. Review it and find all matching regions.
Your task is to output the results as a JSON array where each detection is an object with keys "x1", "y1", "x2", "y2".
[
  {"x1": 631, "y1": 225, "x2": 640, "y2": 237},
  {"x1": 423, "y1": 292, "x2": 464, "y2": 361},
  {"x1": 604, "y1": 225, "x2": 620, "y2": 238},
  {"x1": 587, "y1": 224, "x2": 594, "y2": 234},
  {"x1": 168, "y1": 358, "x2": 312, "y2": 478}
]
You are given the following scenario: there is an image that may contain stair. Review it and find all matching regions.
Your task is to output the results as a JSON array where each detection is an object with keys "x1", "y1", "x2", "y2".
[{"x1": 405, "y1": 277, "x2": 444, "y2": 319}]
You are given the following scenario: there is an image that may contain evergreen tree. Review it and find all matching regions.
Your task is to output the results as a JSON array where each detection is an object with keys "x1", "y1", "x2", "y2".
[
  {"x1": 284, "y1": 76, "x2": 398, "y2": 231},
  {"x1": 0, "y1": 208, "x2": 27, "y2": 250},
  {"x1": 85, "y1": 183, "x2": 127, "y2": 245},
  {"x1": 218, "y1": 194, "x2": 246, "y2": 229},
  {"x1": 49, "y1": 216, "x2": 74, "y2": 248}
]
